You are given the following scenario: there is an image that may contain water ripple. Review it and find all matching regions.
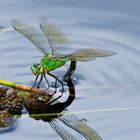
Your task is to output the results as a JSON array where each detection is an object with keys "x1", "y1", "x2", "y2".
[{"x1": 0, "y1": 2, "x2": 140, "y2": 140}]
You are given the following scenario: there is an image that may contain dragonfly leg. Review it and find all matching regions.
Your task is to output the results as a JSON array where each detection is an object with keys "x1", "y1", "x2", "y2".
[
  {"x1": 54, "y1": 79, "x2": 58, "y2": 94},
  {"x1": 47, "y1": 72, "x2": 64, "y2": 102},
  {"x1": 30, "y1": 75, "x2": 39, "y2": 90},
  {"x1": 43, "y1": 71, "x2": 50, "y2": 90},
  {"x1": 36, "y1": 73, "x2": 43, "y2": 88},
  {"x1": 48, "y1": 72, "x2": 64, "y2": 92},
  {"x1": 50, "y1": 78, "x2": 58, "y2": 97}
]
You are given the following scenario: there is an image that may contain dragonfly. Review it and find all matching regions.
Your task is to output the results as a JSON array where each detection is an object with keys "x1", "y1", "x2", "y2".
[
  {"x1": 11, "y1": 18, "x2": 116, "y2": 97},
  {"x1": 24, "y1": 66, "x2": 103, "y2": 140},
  {"x1": 0, "y1": 63, "x2": 102, "y2": 140},
  {"x1": 0, "y1": 108, "x2": 102, "y2": 140},
  {"x1": 0, "y1": 80, "x2": 102, "y2": 140}
]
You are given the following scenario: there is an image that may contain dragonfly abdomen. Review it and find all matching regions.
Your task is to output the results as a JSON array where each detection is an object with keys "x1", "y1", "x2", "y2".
[{"x1": 40, "y1": 56, "x2": 68, "y2": 72}]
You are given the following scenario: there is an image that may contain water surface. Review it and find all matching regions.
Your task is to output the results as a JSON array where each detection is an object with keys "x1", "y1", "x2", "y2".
[{"x1": 0, "y1": 0, "x2": 140, "y2": 140}]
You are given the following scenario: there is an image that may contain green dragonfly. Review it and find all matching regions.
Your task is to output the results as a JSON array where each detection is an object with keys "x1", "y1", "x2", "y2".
[{"x1": 11, "y1": 18, "x2": 116, "y2": 94}]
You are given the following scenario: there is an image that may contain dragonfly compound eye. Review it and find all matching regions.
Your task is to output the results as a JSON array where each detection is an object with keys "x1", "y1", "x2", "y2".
[{"x1": 31, "y1": 63, "x2": 42, "y2": 75}]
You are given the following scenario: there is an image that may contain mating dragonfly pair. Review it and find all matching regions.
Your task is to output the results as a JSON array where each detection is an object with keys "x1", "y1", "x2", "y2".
[{"x1": 11, "y1": 18, "x2": 116, "y2": 98}]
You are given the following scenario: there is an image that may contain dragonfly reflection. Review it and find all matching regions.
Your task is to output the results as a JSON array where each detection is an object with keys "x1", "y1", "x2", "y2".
[
  {"x1": 24, "y1": 61, "x2": 102, "y2": 140},
  {"x1": 0, "y1": 61, "x2": 102, "y2": 139}
]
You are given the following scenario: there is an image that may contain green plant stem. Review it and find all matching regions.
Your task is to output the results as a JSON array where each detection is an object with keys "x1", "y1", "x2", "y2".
[{"x1": 0, "y1": 79, "x2": 45, "y2": 94}]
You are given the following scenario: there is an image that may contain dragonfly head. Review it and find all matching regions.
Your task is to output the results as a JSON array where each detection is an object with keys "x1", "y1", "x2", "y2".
[{"x1": 31, "y1": 63, "x2": 42, "y2": 76}]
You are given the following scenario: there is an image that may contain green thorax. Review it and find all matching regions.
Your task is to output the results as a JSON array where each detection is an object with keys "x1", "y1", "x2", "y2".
[{"x1": 40, "y1": 55, "x2": 68, "y2": 72}]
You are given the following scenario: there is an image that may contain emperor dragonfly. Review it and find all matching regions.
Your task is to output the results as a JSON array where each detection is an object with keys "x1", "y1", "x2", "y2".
[{"x1": 11, "y1": 18, "x2": 116, "y2": 96}]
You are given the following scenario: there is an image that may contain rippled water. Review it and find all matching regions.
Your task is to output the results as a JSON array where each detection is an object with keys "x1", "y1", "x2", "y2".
[{"x1": 0, "y1": 0, "x2": 140, "y2": 140}]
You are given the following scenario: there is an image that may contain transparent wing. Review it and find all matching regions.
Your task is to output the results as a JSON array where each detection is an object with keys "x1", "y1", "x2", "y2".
[
  {"x1": 58, "y1": 110, "x2": 103, "y2": 140},
  {"x1": 39, "y1": 18, "x2": 74, "y2": 56},
  {"x1": 11, "y1": 19, "x2": 52, "y2": 55},
  {"x1": 67, "y1": 48, "x2": 117, "y2": 61},
  {"x1": 49, "y1": 119, "x2": 77, "y2": 140}
]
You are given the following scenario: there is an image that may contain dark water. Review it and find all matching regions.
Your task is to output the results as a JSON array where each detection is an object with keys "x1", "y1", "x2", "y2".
[{"x1": 0, "y1": 0, "x2": 140, "y2": 140}]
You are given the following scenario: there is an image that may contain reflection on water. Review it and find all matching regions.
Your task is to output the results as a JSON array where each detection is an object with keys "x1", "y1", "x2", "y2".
[
  {"x1": 0, "y1": 0, "x2": 140, "y2": 140},
  {"x1": 0, "y1": 62, "x2": 102, "y2": 140}
]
